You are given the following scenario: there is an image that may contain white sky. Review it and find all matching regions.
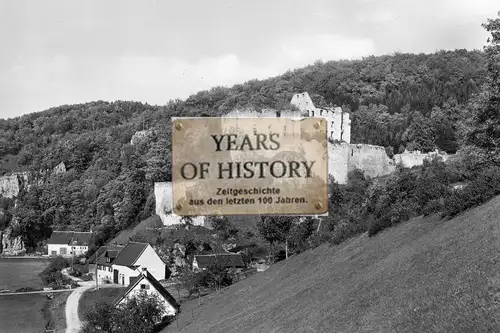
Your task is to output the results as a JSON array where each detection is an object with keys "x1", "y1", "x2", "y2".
[{"x1": 0, "y1": 0, "x2": 498, "y2": 119}]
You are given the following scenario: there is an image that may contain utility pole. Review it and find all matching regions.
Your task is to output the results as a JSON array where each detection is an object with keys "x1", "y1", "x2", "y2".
[{"x1": 95, "y1": 255, "x2": 99, "y2": 290}]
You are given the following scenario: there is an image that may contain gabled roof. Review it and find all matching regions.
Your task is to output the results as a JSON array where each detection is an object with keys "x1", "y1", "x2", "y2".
[
  {"x1": 88, "y1": 245, "x2": 124, "y2": 265},
  {"x1": 88, "y1": 246, "x2": 107, "y2": 264},
  {"x1": 112, "y1": 242, "x2": 149, "y2": 267},
  {"x1": 47, "y1": 231, "x2": 93, "y2": 246},
  {"x1": 194, "y1": 253, "x2": 245, "y2": 269},
  {"x1": 113, "y1": 270, "x2": 179, "y2": 311}
]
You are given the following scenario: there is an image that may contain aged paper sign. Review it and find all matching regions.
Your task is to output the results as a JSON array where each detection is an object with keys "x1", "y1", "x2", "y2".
[{"x1": 172, "y1": 117, "x2": 328, "y2": 216}]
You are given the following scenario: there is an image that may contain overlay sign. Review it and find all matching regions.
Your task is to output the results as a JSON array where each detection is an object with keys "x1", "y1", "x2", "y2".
[{"x1": 172, "y1": 117, "x2": 328, "y2": 216}]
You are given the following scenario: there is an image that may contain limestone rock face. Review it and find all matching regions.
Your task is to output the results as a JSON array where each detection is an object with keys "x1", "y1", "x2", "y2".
[
  {"x1": 0, "y1": 228, "x2": 25, "y2": 255},
  {"x1": 0, "y1": 175, "x2": 22, "y2": 199},
  {"x1": 130, "y1": 129, "x2": 155, "y2": 146},
  {"x1": 53, "y1": 162, "x2": 66, "y2": 175}
]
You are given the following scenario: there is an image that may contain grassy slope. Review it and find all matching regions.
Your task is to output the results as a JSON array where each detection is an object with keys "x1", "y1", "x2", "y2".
[
  {"x1": 164, "y1": 195, "x2": 500, "y2": 333},
  {"x1": 42, "y1": 291, "x2": 71, "y2": 333},
  {"x1": 78, "y1": 287, "x2": 125, "y2": 320},
  {"x1": 111, "y1": 215, "x2": 164, "y2": 245}
]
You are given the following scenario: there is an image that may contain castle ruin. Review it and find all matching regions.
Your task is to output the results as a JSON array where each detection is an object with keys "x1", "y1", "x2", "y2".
[{"x1": 153, "y1": 91, "x2": 449, "y2": 226}]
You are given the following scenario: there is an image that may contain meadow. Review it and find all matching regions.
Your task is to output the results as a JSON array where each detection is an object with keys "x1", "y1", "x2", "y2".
[{"x1": 0, "y1": 258, "x2": 50, "y2": 333}]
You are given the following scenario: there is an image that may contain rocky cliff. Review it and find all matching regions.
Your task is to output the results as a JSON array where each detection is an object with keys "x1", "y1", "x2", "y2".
[
  {"x1": 0, "y1": 228, "x2": 25, "y2": 255},
  {"x1": 0, "y1": 173, "x2": 28, "y2": 199}
]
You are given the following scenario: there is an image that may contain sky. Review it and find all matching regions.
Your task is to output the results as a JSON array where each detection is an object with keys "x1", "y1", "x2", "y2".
[{"x1": 0, "y1": 0, "x2": 498, "y2": 119}]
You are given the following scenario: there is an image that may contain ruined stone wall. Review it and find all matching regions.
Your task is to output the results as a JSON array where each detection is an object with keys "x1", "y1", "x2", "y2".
[
  {"x1": 291, "y1": 92, "x2": 350, "y2": 143},
  {"x1": 341, "y1": 112, "x2": 351, "y2": 144},
  {"x1": 280, "y1": 110, "x2": 302, "y2": 119},
  {"x1": 290, "y1": 92, "x2": 315, "y2": 111},
  {"x1": 223, "y1": 109, "x2": 279, "y2": 118},
  {"x1": 327, "y1": 142, "x2": 350, "y2": 184},
  {"x1": 154, "y1": 182, "x2": 205, "y2": 226},
  {"x1": 348, "y1": 144, "x2": 396, "y2": 179},
  {"x1": 393, "y1": 150, "x2": 449, "y2": 168}
]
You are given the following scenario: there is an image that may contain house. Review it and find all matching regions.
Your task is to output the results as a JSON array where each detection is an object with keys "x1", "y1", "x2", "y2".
[
  {"x1": 47, "y1": 231, "x2": 93, "y2": 257},
  {"x1": 192, "y1": 253, "x2": 246, "y2": 272},
  {"x1": 111, "y1": 242, "x2": 171, "y2": 286},
  {"x1": 113, "y1": 267, "x2": 179, "y2": 319},
  {"x1": 87, "y1": 245, "x2": 124, "y2": 284}
]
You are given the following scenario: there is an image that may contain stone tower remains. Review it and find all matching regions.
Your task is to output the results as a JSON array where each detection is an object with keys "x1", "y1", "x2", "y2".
[{"x1": 290, "y1": 92, "x2": 351, "y2": 143}]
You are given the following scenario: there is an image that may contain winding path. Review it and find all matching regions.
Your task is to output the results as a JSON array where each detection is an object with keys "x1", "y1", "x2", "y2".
[
  {"x1": 62, "y1": 269, "x2": 118, "y2": 333},
  {"x1": 60, "y1": 268, "x2": 95, "y2": 333},
  {"x1": 65, "y1": 281, "x2": 94, "y2": 333}
]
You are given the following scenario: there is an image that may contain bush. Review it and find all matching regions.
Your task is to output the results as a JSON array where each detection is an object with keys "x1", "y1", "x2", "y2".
[
  {"x1": 82, "y1": 293, "x2": 168, "y2": 333},
  {"x1": 80, "y1": 273, "x2": 94, "y2": 282},
  {"x1": 443, "y1": 167, "x2": 500, "y2": 217},
  {"x1": 331, "y1": 218, "x2": 365, "y2": 245},
  {"x1": 15, "y1": 286, "x2": 42, "y2": 292},
  {"x1": 39, "y1": 256, "x2": 72, "y2": 287}
]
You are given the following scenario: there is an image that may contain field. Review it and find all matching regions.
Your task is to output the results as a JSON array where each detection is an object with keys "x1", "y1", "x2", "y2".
[
  {"x1": 0, "y1": 258, "x2": 50, "y2": 333},
  {"x1": 162, "y1": 195, "x2": 500, "y2": 333},
  {"x1": 0, "y1": 258, "x2": 49, "y2": 291}
]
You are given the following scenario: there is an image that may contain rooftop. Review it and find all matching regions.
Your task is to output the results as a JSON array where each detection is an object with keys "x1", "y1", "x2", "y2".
[
  {"x1": 47, "y1": 231, "x2": 93, "y2": 246},
  {"x1": 112, "y1": 242, "x2": 149, "y2": 267}
]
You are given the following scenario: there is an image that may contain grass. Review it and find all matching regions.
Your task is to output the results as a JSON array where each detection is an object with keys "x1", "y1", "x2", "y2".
[
  {"x1": 78, "y1": 286, "x2": 125, "y2": 320},
  {"x1": 0, "y1": 294, "x2": 48, "y2": 333},
  {"x1": 162, "y1": 194, "x2": 500, "y2": 333},
  {"x1": 111, "y1": 215, "x2": 164, "y2": 245},
  {"x1": 41, "y1": 291, "x2": 71, "y2": 333}
]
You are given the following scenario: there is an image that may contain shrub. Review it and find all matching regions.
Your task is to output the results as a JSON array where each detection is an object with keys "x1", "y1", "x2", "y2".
[
  {"x1": 331, "y1": 217, "x2": 365, "y2": 245},
  {"x1": 80, "y1": 273, "x2": 94, "y2": 282},
  {"x1": 82, "y1": 293, "x2": 168, "y2": 333},
  {"x1": 39, "y1": 256, "x2": 72, "y2": 287},
  {"x1": 443, "y1": 167, "x2": 500, "y2": 217},
  {"x1": 15, "y1": 286, "x2": 42, "y2": 292}
]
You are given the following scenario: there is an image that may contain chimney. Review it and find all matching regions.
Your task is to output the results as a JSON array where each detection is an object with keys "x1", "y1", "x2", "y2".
[{"x1": 142, "y1": 267, "x2": 147, "y2": 276}]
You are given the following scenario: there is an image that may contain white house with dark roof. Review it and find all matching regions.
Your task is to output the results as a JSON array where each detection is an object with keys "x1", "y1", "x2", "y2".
[
  {"x1": 111, "y1": 242, "x2": 170, "y2": 286},
  {"x1": 47, "y1": 231, "x2": 93, "y2": 257},
  {"x1": 87, "y1": 245, "x2": 124, "y2": 284},
  {"x1": 113, "y1": 267, "x2": 179, "y2": 319}
]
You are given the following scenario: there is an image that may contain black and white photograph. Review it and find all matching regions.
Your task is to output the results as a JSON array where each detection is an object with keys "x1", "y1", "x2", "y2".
[{"x1": 1, "y1": 1, "x2": 500, "y2": 332}]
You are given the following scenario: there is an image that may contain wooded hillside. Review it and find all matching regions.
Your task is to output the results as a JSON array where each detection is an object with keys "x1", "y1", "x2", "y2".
[{"x1": 0, "y1": 49, "x2": 488, "y2": 250}]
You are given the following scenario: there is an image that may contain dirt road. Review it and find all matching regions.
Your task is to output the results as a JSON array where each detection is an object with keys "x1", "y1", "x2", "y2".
[{"x1": 65, "y1": 281, "x2": 94, "y2": 333}]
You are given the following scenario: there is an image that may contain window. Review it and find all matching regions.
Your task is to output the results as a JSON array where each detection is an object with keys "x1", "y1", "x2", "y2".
[{"x1": 140, "y1": 284, "x2": 150, "y2": 290}]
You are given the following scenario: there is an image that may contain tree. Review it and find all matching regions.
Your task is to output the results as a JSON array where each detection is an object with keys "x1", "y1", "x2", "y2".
[
  {"x1": 288, "y1": 218, "x2": 315, "y2": 253},
  {"x1": 116, "y1": 293, "x2": 166, "y2": 333},
  {"x1": 401, "y1": 111, "x2": 436, "y2": 152},
  {"x1": 257, "y1": 216, "x2": 295, "y2": 261},
  {"x1": 465, "y1": 13, "x2": 500, "y2": 167},
  {"x1": 81, "y1": 292, "x2": 168, "y2": 333},
  {"x1": 81, "y1": 301, "x2": 117, "y2": 333},
  {"x1": 179, "y1": 266, "x2": 202, "y2": 300},
  {"x1": 144, "y1": 139, "x2": 172, "y2": 183}
]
